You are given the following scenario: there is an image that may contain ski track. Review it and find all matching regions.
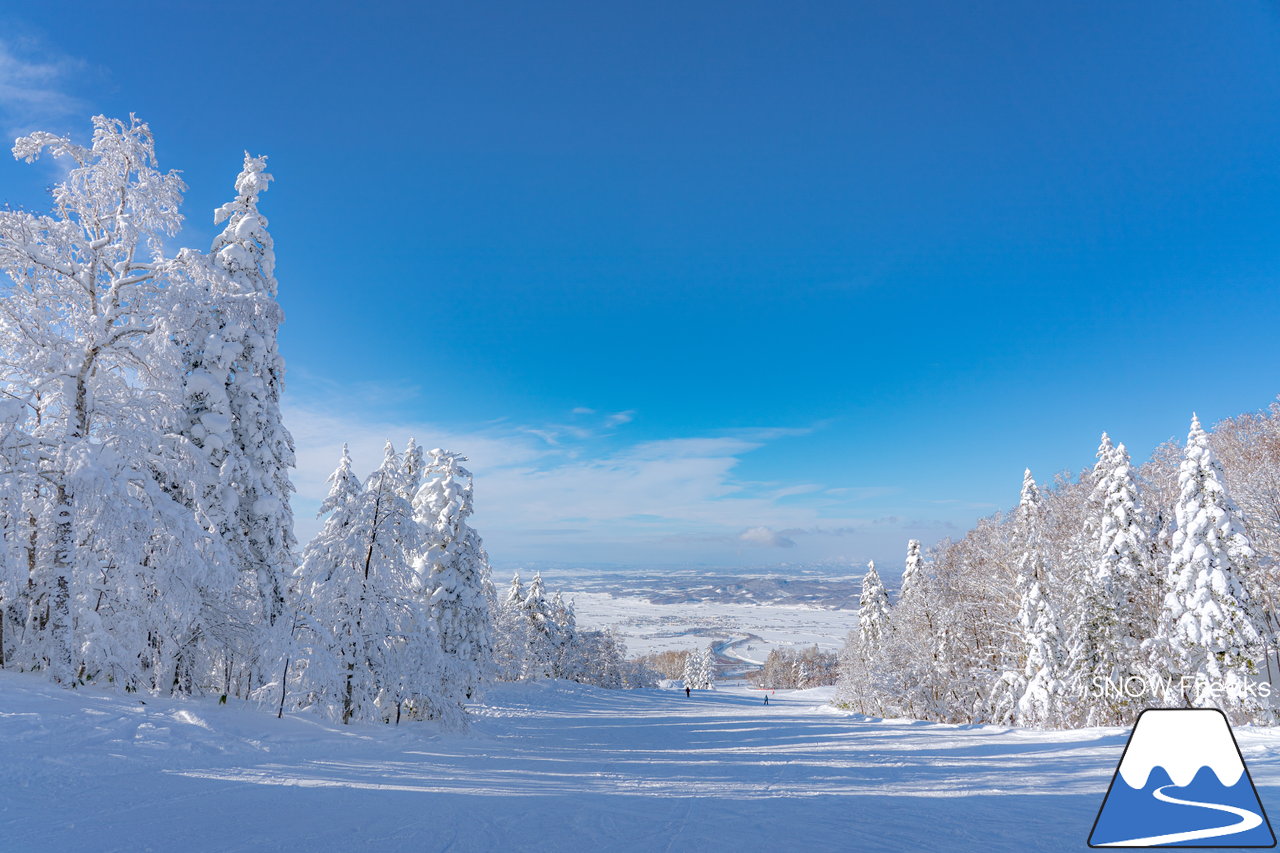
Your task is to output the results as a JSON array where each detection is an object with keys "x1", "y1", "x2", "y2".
[
  {"x1": 1097, "y1": 783, "x2": 1265, "y2": 847},
  {"x1": 4, "y1": 671, "x2": 1280, "y2": 852}
]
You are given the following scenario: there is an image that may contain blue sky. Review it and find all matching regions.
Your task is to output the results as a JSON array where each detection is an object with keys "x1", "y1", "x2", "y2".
[{"x1": 2, "y1": 2, "x2": 1279, "y2": 571}]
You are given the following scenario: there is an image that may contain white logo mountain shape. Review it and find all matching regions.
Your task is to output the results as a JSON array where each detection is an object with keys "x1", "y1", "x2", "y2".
[{"x1": 1117, "y1": 709, "x2": 1245, "y2": 790}]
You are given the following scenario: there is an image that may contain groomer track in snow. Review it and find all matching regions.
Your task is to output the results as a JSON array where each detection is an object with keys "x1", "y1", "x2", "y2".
[{"x1": 5, "y1": 671, "x2": 1280, "y2": 853}]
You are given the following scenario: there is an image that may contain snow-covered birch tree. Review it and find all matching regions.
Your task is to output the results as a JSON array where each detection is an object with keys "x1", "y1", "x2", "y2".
[{"x1": 0, "y1": 115, "x2": 236, "y2": 691}]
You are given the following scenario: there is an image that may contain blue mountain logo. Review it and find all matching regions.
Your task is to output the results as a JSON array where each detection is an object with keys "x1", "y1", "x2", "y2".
[{"x1": 1089, "y1": 708, "x2": 1275, "y2": 847}]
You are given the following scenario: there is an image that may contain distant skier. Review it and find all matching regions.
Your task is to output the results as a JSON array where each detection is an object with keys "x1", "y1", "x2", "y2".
[
  {"x1": 685, "y1": 686, "x2": 691, "y2": 698},
  {"x1": 764, "y1": 694, "x2": 769, "y2": 706}
]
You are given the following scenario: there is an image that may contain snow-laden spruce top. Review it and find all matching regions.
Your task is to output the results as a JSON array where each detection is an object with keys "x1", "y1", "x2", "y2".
[{"x1": 1118, "y1": 709, "x2": 1244, "y2": 789}]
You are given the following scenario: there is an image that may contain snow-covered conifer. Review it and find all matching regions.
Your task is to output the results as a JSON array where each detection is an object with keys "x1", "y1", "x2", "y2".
[
  {"x1": 837, "y1": 561, "x2": 895, "y2": 716},
  {"x1": 400, "y1": 438, "x2": 425, "y2": 501},
  {"x1": 988, "y1": 469, "x2": 1047, "y2": 724},
  {"x1": 414, "y1": 449, "x2": 493, "y2": 704},
  {"x1": 521, "y1": 572, "x2": 557, "y2": 679},
  {"x1": 698, "y1": 645, "x2": 716, "y2": 690},
  {"x1": 548, "y1": 591, "x2": 580, "y2": 680},
  {"x1": 1015, "y1": 469, "x2": 1047, "y2": 584},
  {"x1": 682, "y1": 649, "x2": 699, "y2": 690},
  {"x1": 899, "y1": 540, "x2": 924, "y2": 605},
  {"x1": 208, "y1": 153, "x2": 296, "y2": 631},
  {"x1": 682, "y1": 645, "x2": 715, "y2": 690},
  {"x1": 1153, "y1": 415, "x2": 1271, "y2": 721},
  {"x1": 295, "y1": 444, "x2": 431, "y2": 724},
  {"x1": 492, "y1": 572, "x2": 528, "y2": 681},
  {"x1": 1065, "y1": 439, "x2": 1151, "y2": 725},
  {"x1": 858, "y1": 561, "x2": 890, "y2": 654},
  {"x1": 575, "y1": 629, "x2": 629, "y2": 688},
  {"x1": 882, "y1": 540, "x2": 946, "y2": 720},
  {"x1": 1015, "y1": 578, "x2": 1066, "y2": 728}
]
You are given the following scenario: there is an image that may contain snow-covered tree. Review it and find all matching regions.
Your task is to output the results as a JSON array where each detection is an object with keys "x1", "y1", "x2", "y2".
[
  {"x1": 207, "y1": 153, "x2": 296, "y2": 634},
  {"x1": 858, "y1": 561, "x2": 890, "y2": 654},
  {"x1": 1065, "y1": 438, "x2": 1152, "y2": 725},
  {"x1": 1014, "y1": 469, "x2": 1047, "y2": 585},
  {"x1": 755, "y1": 646, "x2": 839, "y2": 689},
  {"x1": 681, "y1": 648, "x2": 698, "y2": 690},
  {"x1": 400, "y1": 438, "x2": 426, "y2": 502},
  {"x1": 1152, "y1": 415, "x2": 1272, "y2": 722},
  {"x1": 1055, "y1": 433, "x2": 1117, "y2": 634},
  {"x1": 899, "y1": 539, "x2": 924, "y2": 605},
  {"x1": 0, "y1": 115, "x2": 238, "y2": 692},
  {"x1": 1015, "y1": 578, "x2": 1066, "y2": 728},
  {"x1": 294, "y1": 444, "x2": 434, "y2": 724},
  {"x1": 701, "y1": 645, "x2": 717, "y2": 689},
  {"x1": 492, "y1": 572, "x2": 528, "y2": 681},
  {"x1": 547, "y1": 591, "x2": 579, "y2": 679},
  {"x1": 169, "y1": 153, "x2": 295, "y2": 699},
  {"x1": 877, "y1": 540, "x2": 947, "y2": 720},
  {"x1": 488, "y1": 571, "x2": 642, "y2": 689},
  {"x1": 989, "y1": 469, "x2": 1047, "y2": 724},
  {"x1": 0, "y1": 398, "x2": 41, "y2": 674},
  {"x1": 520, "y1": 572, "x2": 557, "y2": 679},
  {"x1": 837, "y1": 562, "x2": 893, "y2": 715},
  {"x1": 573, "y1": 628, "x2": 630, "y2": 688},
  {"x1": 683, "y1": 644, "x2": 715, "y2": 690},
  {"x1": 1102, "y1": 443, "x2": 1158, "y2": 647},
  {"x1": 414, "y1": 449, "x2": 493, "y2": 710},
  {"x1": 1205, "y1": 403, "x2": 1280, "y2": 684}
]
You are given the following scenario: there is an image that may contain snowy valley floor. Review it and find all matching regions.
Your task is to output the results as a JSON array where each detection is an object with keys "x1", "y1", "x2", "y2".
[{"x1": 6, "y1": 673, "x2": 1280, "y2": 852}]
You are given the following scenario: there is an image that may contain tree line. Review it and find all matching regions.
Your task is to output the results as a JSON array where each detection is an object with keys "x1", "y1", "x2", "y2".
[
  {"x1": 0, "y1": 115, "x2": 647, "y2": 728},
  {"x1": 838, "y1": 409, "x2": 1280, "y2": 727}
]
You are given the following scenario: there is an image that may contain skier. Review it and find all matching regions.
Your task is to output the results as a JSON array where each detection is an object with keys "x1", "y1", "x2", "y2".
[
  {"x1": 685, "y1": 686, "x2": 691, "y2": 698},
  {"x1": 764, "y1": 693, "x2": 769, "y2": 706}
]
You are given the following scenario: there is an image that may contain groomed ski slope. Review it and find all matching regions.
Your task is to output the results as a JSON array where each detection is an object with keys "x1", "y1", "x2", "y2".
[{"x1": 4, "y1": 671, "x2": 1280, "y2": 853}]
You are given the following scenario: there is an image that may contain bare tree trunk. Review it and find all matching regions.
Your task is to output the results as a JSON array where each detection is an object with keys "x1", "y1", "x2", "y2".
[
  {"x1": 277, "y1": 655, "x2": 290, "y2": 719},
  {"x1": 343, "y1": 659, "x2": 355, "y2": 724}
]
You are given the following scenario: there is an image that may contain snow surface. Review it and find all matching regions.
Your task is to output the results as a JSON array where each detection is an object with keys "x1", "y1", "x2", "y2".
[
  {"x1": 9, "y1": 672, "x2": 1280, "y2": 852},
  {"x1": 570, "y1": 590, "x2": 853, "y2": 658}
]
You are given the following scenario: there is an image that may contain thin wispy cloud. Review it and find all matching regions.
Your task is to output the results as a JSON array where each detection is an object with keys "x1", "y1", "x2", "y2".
[
  {"x1": 0, "y1": 36, "x2": 84, "y2": 138},
  {"x1": 283, "y1": 385, "x2": 945, "y2": 566},
  {"x1": 518, "y1": 407, "x2": 641, "y2": 448}
]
